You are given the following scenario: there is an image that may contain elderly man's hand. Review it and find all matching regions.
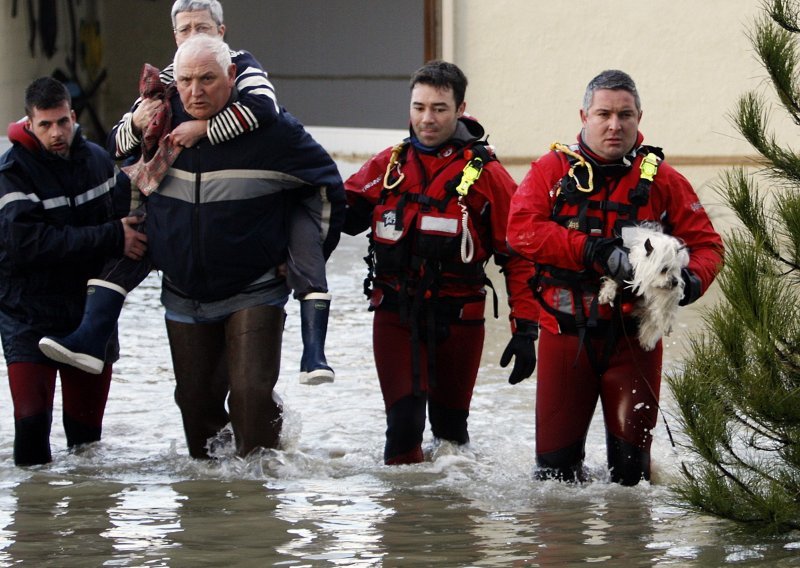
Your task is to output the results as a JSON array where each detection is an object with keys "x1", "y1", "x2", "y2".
[
  {"x1": 169, "y1": 120, "x2": 208, "y2": 148},
  {"x1": 131, "y1": 98, "x2": 164, "y2": 135}
]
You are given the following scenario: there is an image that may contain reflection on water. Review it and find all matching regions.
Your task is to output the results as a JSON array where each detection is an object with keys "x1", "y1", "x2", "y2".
[{"x1": 0, "y1": 164, "x2": 798, "y2": 566}]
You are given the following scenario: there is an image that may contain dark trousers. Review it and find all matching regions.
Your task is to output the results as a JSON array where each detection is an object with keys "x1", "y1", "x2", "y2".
[
  {"x1": 8, "y1": 361, "x2": 112, "y2": 465},
  {"x1": 165, "y1": 304, "x2": 285, "y2": 458}
]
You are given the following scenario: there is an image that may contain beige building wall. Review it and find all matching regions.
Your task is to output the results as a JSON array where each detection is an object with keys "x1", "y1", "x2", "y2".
[{"x1": 450, "y1": 0, "x2": 773, "y2": 165}]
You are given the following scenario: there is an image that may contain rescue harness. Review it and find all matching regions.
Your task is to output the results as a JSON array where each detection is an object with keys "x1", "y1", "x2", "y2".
[
  {"x1": 366, "y1": 140, "x2": 498, "y2": 394},
  {"x1": 533, "y1": 142, "x2": 664, "y2": 374}
]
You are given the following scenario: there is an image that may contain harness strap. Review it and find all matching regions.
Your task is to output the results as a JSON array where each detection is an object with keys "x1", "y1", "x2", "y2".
[{"x1": 530, "y1": 267, "x2": 624, "y2": 376}]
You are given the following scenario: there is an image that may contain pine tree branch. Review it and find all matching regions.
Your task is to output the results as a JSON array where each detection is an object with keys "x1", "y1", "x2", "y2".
[
  {"x1": 769, "y1": 0, "x2": 800, "y2": 33},
  {"x1": 752, "y1": 14, "x2": 800, "y2": 125},
  {"x1": 735, "y1": 93, "x2": 800, "y2": 185}
]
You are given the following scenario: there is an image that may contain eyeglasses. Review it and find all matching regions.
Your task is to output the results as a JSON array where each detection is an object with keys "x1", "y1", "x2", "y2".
[{"x1": 173, "y1": 23, "x2": 217, "y2": 37}]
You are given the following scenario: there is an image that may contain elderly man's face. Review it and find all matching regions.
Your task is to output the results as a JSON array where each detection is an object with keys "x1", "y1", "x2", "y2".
[
  {"x1": 175, "y1": 51, "x2": 236, "y2": 120},
  {"x1": 173, "y1": 9, "x2": 225, "y2": 46}
]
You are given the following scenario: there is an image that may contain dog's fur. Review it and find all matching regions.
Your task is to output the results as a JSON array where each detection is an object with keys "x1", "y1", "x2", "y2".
[{"x1": 597, "y1": 223, "x2": 689, "y2": 351}]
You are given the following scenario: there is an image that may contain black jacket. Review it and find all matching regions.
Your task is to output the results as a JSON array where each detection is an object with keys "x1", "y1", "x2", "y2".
[
  {"x1": 0, "y1": 122, "x2": 123, "y2": 363},
  {"x1": 147, "y1": 106, "x2": 344, "y2": 302}
]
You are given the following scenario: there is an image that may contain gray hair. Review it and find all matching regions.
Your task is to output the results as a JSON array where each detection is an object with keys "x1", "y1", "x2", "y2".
[
  {"x1": 173, "y1": 34, "x2": 232, "y2": 74},
  {"x1": 582, "y1": 69, "x2": 641, "y2": 113},
  {"x1": 171, "y1": 0, "x2": 224, "y2": 27}
]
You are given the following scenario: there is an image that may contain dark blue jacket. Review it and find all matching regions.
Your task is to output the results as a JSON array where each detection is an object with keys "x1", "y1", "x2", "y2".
[
  {"x1": 0, "y1": 122, "x2": 124, "y2": 363},
  {"x1": 147, "y1": 105, "x2": 344, "y2": 303}
]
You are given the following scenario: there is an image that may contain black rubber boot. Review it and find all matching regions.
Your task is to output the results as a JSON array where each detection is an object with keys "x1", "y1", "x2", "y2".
[
  {"x1": 225, "y1": 304, "x2": 285, "y2": 456},
  {"x1": 384, "y1": 394, "x2": 427, "y2": 464},
  {"x1": 38, "y1": 279, "x2": 126, "y2": 374},
  {"x1": 298, "y1": 293, "x2": 335, "y2": 385},
  {"x1": 166, "y1": 318, "x2": 230, "y2": 459},
  {"x1": 535, "y1": 439, "x2": 588, "y2": 483},
  {"x1": 606, "y1": 433, "x2": 650, "y2": 486},
  {"x1": 14, "y1": 411, "x2": 53, "y2": 466},
  {"x1": 63, "y1": 414, "x2": 102, "y2": 448},
  {"x1": 429, "y1": 399, "x2": 470, "y2": 445}
]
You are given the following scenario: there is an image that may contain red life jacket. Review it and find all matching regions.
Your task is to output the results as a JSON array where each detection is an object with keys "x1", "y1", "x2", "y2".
[
  {"x1": 366, "y1": 141, "x2": 496, "y2": 303},
  {"x1": 534, "y1": 144, "x2": 664, "y2": 333}
]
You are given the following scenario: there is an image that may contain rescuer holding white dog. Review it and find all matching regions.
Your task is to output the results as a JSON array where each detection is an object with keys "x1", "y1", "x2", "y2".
[{"x1": 507, "y1": 69, "x2": 724, "y2": 485}]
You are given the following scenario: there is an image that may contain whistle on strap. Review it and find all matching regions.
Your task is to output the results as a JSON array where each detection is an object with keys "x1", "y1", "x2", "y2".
[{"x1": 455, "y1": 157, "x2": 484, "y2": 196}]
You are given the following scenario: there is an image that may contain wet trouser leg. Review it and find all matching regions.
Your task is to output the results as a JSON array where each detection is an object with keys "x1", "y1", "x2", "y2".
[
  {"x1": 535, "y1": 328, "x2": 662, "y2": 485},
  {"x1": 60, "y1": 363, "x2": 112, "y2": 447},
  {"x1": 286, "y1": 202, "x2": 335, "y2": 384},
  {"x1": 8, "y1": 362, "x2": 56, "y2": 465},
  {"x1": 383, "y1": 394, "x2": 427, "y2": 464},
  {"x1": 535, "y1": 330, "x2": 599, "y2": 482},
  {"x1": 165, "y1": 318, "x2": 230, "y2": 459},
  {"x1": 225, "y1": 305, "x2": 285, "y2": 457},
  {"x1": 374, "y1": 309, "x2": 426, "y2": 464},
  {"x1": 428, "y1": 314, "x2": 484, "y2": 445},
  {"x1": 373, "y1": 307, "x2": 484, "y2": 464},
  {"x1": 7, "y1": 361, "x2": 111, "y2": 465},
  {"x1": 600, "y1": 336, "x2": 662, "y2": 485}
]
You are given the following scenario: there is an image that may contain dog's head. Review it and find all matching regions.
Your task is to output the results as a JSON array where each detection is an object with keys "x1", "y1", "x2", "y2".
[{"x1": 627, "y1": 229, "x2": 690, "y2": 292}]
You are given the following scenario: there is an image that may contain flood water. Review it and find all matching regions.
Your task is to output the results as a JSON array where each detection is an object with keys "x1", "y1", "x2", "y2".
[{"x1": 0, "y1": 163, "x2": 799, "y2": 566}]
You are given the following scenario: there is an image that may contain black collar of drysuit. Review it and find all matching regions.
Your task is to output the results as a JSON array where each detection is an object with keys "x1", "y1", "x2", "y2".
[{"x1": 577, "y1": 130, "x2": 643, "y2": 179}]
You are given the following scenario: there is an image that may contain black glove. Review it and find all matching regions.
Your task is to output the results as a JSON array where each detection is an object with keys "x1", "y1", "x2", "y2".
[
  {"x1": 500, "y1": 319, "x2": 538, "y2": 384},
  {"x1": 584, "y1": 237, "x2": 632, "y2": 284},
  {"x1": 679, "y1": 268, "x2": 701, "y2": 306}
]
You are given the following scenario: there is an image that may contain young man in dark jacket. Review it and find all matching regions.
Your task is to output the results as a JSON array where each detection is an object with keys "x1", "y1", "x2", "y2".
[{"x1": 0, "y1": 77, "x2": 145, "y2": 465}]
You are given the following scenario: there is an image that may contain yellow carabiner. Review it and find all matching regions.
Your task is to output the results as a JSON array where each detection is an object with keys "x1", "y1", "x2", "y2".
[
  {"x1": 550, "y1": 142, "x2": 593, "y2": 193},
  {"x1": 383, "y1": 143, "x2": 406, "y2": 190},
  {"x1": 639, "y1": 152, "x2": 660, "y2": 182},
  {"x1": 455, "y1": 157, "x2": 484, "y2": 196}
]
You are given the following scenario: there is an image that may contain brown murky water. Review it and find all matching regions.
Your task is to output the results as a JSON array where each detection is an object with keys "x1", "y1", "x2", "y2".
[{"x1": 0, "y1": 164, "x2": 797, "y2": 566}]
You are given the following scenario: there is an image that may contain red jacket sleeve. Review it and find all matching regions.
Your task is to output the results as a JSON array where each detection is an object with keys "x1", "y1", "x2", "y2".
[
  {"x1": 508, "y1": 151, "x2": 589, "y2": 272},
  {"x1": 476, "y1": 161, "x2": 539, "y2": 327},
  {"x1": 343, "y1": 147, "x2": 393, "y2": 236},
  {"x1": 651, "y1": 163, "x2": 724, "y2": 294}
]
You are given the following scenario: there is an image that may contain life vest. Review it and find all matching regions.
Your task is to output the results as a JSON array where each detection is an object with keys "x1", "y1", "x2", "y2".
[
  {"x1": 365, "y1": 140, "x2": 496, "y2": 305},
  {"x1": 364, "y1": 139, "x2": 497, "y2": 394},
  {"x1": 532, "y1": 143, "x2": 664, "y2": 372},
  {"x1": 549, "y1": 142, "x2": 663, "y2": 239}
]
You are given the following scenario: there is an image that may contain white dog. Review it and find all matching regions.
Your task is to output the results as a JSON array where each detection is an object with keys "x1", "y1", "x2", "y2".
[{"x1": 597, "y1": 223, "x2": 690, "y2": 351}]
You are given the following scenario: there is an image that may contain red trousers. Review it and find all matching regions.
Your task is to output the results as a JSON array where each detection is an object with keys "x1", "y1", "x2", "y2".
[
  {"x1": 373, "y1": 306, "x2": 485, "y2": 464},
  {"x1": 535, "y1": 327, "x2": 662, "y2": 484},
  {"x1": 7, "y1": 362, "x2": 112, "y2": 465}
]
